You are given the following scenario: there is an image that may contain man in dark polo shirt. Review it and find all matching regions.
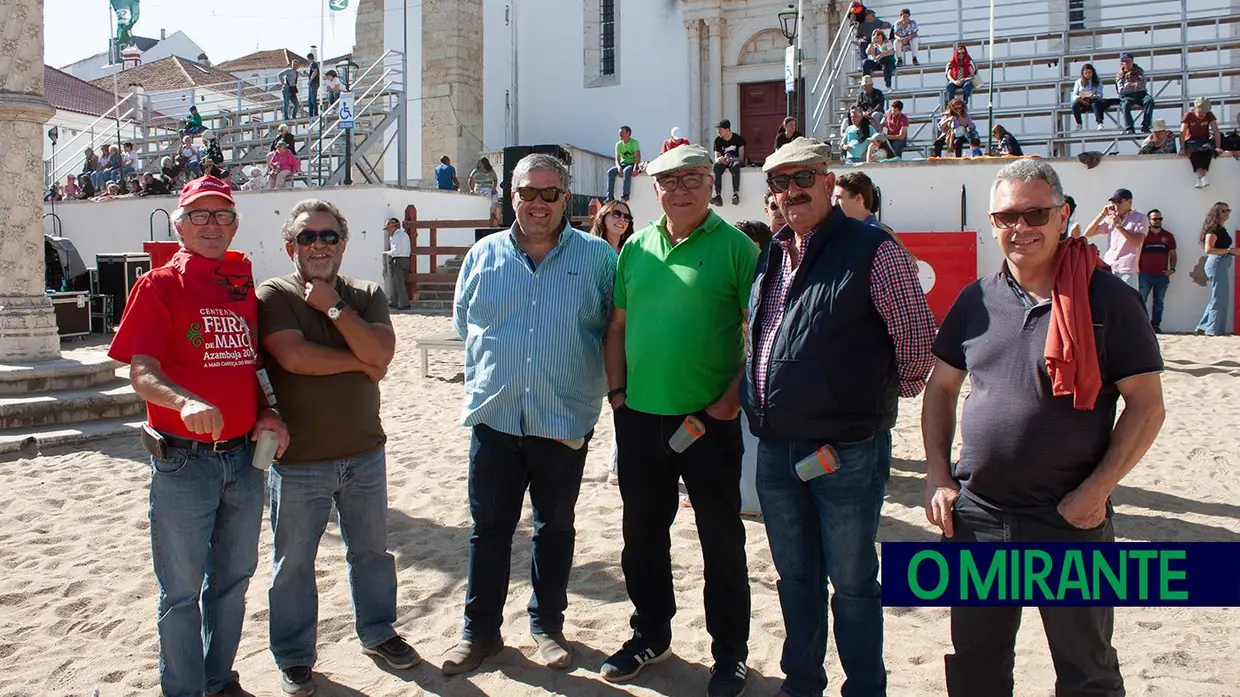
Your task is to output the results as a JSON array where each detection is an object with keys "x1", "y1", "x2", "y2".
[
  {"x1": 922, "y1": 159, "x2": 1166, "y2": 697},
  {"x1": 601, "y1": 144, "x2": 759, "y2": 697},
  {"x1": 257, "y1": 199, "x2": 418, "y2": 695},
  {"x1": 746, "y1": 138, "x2": 936, "y2": 697},
  {"x1": 1138, "y1": 209, "x2": 1176, "y2": 332}
]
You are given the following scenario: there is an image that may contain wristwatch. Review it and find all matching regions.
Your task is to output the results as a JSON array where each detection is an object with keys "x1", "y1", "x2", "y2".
[{"x1": 327, "y1": 300, "x2": 347, "y2": 321}]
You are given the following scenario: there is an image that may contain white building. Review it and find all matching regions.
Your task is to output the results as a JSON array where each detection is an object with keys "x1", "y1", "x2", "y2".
[{"x1": 60, "y1": 30, "x2": 208, "y2": 83}]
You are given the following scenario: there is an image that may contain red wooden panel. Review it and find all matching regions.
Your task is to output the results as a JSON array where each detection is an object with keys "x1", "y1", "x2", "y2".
[
  {"x1": 738, "y1": 80, "x2": 787, "y2": 167},
  {"x1": 894, "y1": 231, "x2": 978, "y2": 325}
]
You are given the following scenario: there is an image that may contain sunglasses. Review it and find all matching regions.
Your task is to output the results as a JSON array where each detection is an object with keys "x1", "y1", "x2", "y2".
[
  {"x1": 515, "y1": 186, "x2": 566, "y2": 203},
  {"x1": 655, "y1": 173, "x2": 708, "y2": 191},
  {"x1": 609, "y1": 209, "x2": 633, "y2": 222},
  {"x1": 767, "y1": 169, "x2": 829, "y2": 193},
  {"x1": 989, "y1": 206, "x2": 1057, "y2": 229},
  {"x1": 186, "y1": 210, "x2": 237, "y2": 226},
  {"x1": 295, "y1": 228, "x2": 342, "y2": 246}
]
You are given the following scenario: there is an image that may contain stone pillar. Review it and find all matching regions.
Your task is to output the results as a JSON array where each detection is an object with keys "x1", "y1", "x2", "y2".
[
  {"x1": 686, "y1": 19, "x2": 702, "y2": 146},
  {"x1": 0, "y1": 0, "x2": 59, "y2": 362},
  {"x1": 422, "y1": 0, "x2": 484, "y2": 181},
  {"x1": 706, "y1": 17, "x2": 724, "y2": 129}
]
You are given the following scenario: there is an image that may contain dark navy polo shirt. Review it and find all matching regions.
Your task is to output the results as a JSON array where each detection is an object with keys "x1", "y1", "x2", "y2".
[{"x1": 932, "y1": 266, "x2": 1164, "y2": 510}]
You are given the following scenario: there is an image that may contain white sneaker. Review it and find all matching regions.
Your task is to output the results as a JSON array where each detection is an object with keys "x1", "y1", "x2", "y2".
[
  {"x1": 1193, "y1": 178, "x2": 1203, "y2": 189},
  {"x1": 1201, "y1": 175, "x2": 1209, "y2": 188},
  {"x1": 1096, "y1": 123, "x2": 1105, "y2": 131},
  {"x1": 1075, "y1": 122, "x2": 1083, "y2": 131}
]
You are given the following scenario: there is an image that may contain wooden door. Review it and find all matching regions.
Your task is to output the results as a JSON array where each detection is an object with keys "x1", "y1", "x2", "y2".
[{"x1": 738, "y1": 81, "x2": 786, "y2": 167}]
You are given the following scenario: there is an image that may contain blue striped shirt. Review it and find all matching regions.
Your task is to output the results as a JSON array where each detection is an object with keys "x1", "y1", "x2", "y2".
[{"x1": 453, "y1": 223, "x2": 616, "y2": 439}]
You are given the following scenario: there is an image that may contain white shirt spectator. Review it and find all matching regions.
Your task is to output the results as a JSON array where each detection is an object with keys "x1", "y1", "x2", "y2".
[
  {"x1": 390, "y1": 226, "x2": 411, "y2": 258},
  {"x1": 122, "y1": 150, "x2": 140, "y2": 170},
  {"x1": 323, "y1": 75, "x2": 344, "y2": 93}
]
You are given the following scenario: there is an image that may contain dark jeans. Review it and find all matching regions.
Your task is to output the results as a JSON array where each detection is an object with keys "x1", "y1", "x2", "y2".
[
  {"x1": 713, "y1": 160, "x2": 742, "y2": 195},
  {"x1": 1139, "y1": 272, "x2": 1169, "y2": 328},
  {"x1": 283, "y1": 87, "x2": 299, "y2": 120},
  {"x1": 463, "y1": 424, "x2": 589, "y2": 641},
  {"x1": 1186, "y1": 142, "x2": 1214, "y2": 172},
  {"x1": 756, "y1": 431, "x2": 891, "y2": 697},
  {"x1": 944, "y1": 493, "x2": 1123, "y2": 697},
  {"x1": 388, "y1": 256, "x2": 410, "y2": 309},
  {"x1": 307, "y1": 82, "x2": 320, "y2": 117},
  {"x1": 615, "y1": 407, "x2": 749, "y2": 663},
  {"x1": 1119, "y1": 90, "x2": 1154, "y2": 131},
  {"x1": 934, "y1": 135, "x2": 966, "y2": 158},
  {"x1": 1072, "y1": 98, "x2": 1106, "y2": 126},
  {"x1": 862, "y1": 56, "x2": 896, "y2": 88},
  {"x1": 945, "y1": 81, "x2": 973, "y2": 105}
]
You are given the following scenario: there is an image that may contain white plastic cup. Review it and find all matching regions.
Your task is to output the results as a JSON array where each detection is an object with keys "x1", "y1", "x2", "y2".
[
  {"x1": 794, "y1": 444, "x2": 840, "y2": 482},
  {"x1": 668, "y1": 416, "x2": 707, "y2": 454},
  {"x1": 252, "y1": 430, "x2": 280, "y2": 470}
]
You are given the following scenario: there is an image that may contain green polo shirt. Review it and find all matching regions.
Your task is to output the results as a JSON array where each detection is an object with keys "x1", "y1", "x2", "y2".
[{"x1": 615, "y1": 209, "x2": 759, "y2": 415}]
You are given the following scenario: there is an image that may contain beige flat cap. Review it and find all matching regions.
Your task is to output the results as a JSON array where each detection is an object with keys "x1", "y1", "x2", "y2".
[
  {"x1": 762, "y1": 137, "x2": 832, "y2": 173},
  {"x1": 646, "y1": 143, "x2": 713, "y2": 176}
]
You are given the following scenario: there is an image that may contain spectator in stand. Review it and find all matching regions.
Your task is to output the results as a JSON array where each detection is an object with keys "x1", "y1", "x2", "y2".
[
  {"x1": 63, "y1": 173, "x2": 80, "y2": 199},
  {"x1": 181, "y1": 106, "x2": 205, "y2": 136},
  {"x1": 933, "y1": 98, "x2": 974, "y2": 158},
  {"x1": 161, "y1": 155, "x2": 186, "y2": 192},
  {"x1": 280, "y1": 58, "x2": 300, "y2": 120},
  {"x1": 992, "y1": 125, "x2": 1024, "y2": 155},
  {"x1": 967, "y1": 134, "x2": 985, "y2": 158},
  {"x1": 1139, "y1": 118, "x2": 1177, "y2": 155},
  {"x1": 863, "y1": 28, "x2": 897, "y2": 89},
  {"x1": 773, "y1": 117, "x2": 803, "y2": 151},
  {"x1": 1071, "y1": 63, "x2": 1108, "y2": 131},
  {"x1": 305, "y1": 52, "x2": 320, "y2": 118},
  {"x1": 764, "y1": 190, "x2": 786, "y2": 231},
  {"x1": 140, "y1": 172, "x2": 171, "y2": 197},
  {"x1": 842, "y1": 108, "x2": 874, "y2": 163},
  {"x1": 180, "y1": 136, "x2": 203, "y2": 178},
  {"x1": 879, "y1": 100, "x2": 909, "y2": 157},
  {"x1": 662, "y1": 126, "x2": 691, "y2": 153},
  {"x1": 855, "y1": 74, "x2": 885, "y2": 126},
  {"x1": 101, "y1": 181, "x2": 122, "y2": 198},
  {"x1": 1182, "y1": 96, "x2": 1221, "y2": 189},
  {"x1": 893, "y1": 9, "x2": 920, "y2": 66},
  {"x1": 1138, "y1": 209, "x2": 1176, "y2": 333},
  {"x1": 733, "y1": 220, "x2": 773, "y2": 248},
  {"x1": 121, "y1": 142, "x2": 139, "y2": 179},
  {"x1": 267, "y1": 140, "x2": 299, "y2": 188},
  {"x1": 435, "y1": 155, "x2": 460, "y2": 191},
  {"x1": 241, "y1": 166, "x2": 269, "y2": 191},
  {"x1": 1196, "y1": 201, "x2": 1235, "y2": 336},
  {"x1": 1064, "y1": 195, "x2": 1081, "y2": 239},
  {"x1": 711, "y1": 119, "x2": 746, "y2": 205},
  {"x1": 43, "y1": 184, "x2": 61, "y2": 202},
  {"x1": 944, "y1": 43, "x2": 978, "y2": 106},
  {"x1": 81, "y1": 146, "x2": 99, "y2": 177},
  {"x1": 322, "y1": 70, "x2": 344, "y2": 106},
  {"x1": 468, "y1": 157, "x2": 500, "y2": 224},
  {"x1": 94, "y1": 144, "x2": 122, "y2": 189},
  {"x1": 854, "y1": 9, "x2": 890, "y2": 63},
  {"x1": 1223, "y1": 112, "x2": 1240, "y2": 151},
  {"x1": 1084, "y1": 188, "x2": 1148, "y2": 290},
  {"x1": 866, "y1": 134, "x2": 897, "y2": 162},
  {"x1": 76, "y1": 173, "x2": 95, "y2": 200},
  {"x1": 201, "y1": 130, "x2": 226, "y2": 179},
  {"x1": 270, "y1": 123, "x2": 296, "y2": 152},
  {"x1": 1116, "y1": 54, "x2": 1154, "y2": 134},
  {"x1": 607, "y1": 125, "x2": 642, "y2": 202}
]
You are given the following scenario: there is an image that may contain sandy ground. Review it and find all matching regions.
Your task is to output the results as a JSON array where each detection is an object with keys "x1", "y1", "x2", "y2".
[{"x1": 1, "y1": 313, "x2": 1237, "y2": 697}]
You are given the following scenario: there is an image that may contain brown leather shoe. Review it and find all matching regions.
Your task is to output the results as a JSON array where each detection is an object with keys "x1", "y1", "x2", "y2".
[{"x1": 441, "y1": 638, "x2": 504, "y2": 676}]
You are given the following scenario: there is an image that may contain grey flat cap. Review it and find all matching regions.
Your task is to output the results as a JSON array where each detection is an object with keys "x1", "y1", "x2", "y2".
[
  {"x1": 762, "y1": 137, "x2": 832, "y2": 172},
  {"x1": 646, "y1": 143, "x2": 713, "y2": 176}
]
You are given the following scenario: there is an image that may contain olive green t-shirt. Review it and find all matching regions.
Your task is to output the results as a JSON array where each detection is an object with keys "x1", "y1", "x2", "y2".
[
  {"x1": 615, "y1": 210, "x2": 759, "y2": 415},
  {"x1": 257, "y1": 274, "x2": 391, "y2": 463}
]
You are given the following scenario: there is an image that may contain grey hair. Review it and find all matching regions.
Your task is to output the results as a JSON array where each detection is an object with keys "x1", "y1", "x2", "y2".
[
  {"x1": 511, "y1": 153, "x2": 571, "y2": 190},
  {"x1": 280, "y1": 198, "x2": 350, "y2": 242},
  {"x1": 990, "y1": 158, "x2": 1065, "y2": 206}
]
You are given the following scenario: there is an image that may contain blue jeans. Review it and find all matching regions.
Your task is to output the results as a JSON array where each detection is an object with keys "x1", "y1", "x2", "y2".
[
  {"x1": 1197, "y1": 254, "x2": 1233, "y2": 335},
  {"x1": 149, "y1": 443, "x2": 264, "y2": 697},
  {"x1": 268, "y1": 446, "x2": 398, "y2": 669},
  {"x1": 282, "y1": 87, "x2": 299, "y2": 120},
  {"x1": 862, "y1": 56, "x2": 896, "y2": 88},
  {"x1": 1119, "y1": 90, "x2": 1155, "y2": 131},
  {"x1": 945, "y1": 81, "x2": 973, "y2": 105},
  {"x1": 756, "y1": 430, "x2": 892, "y2": 697},
  {"x1": 463, "y1": 424, "x2": 589, "y2": 642},
  {"x1": 607, "y1": 164, "x2": 635, "y2": 199},
  {"x1": 1139, "y1": 272, "x2": 1170, "y2": 329},
  {"x1": 307, "y1": 82, "x2": 319, "y2": 117}
]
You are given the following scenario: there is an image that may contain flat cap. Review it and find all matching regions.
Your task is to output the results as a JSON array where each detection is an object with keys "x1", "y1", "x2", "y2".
[
  {"x1": 762, "y1": 137, "x2": 832, "y2": 173},
  {"x1": 646, "y1": 143, "x2": 713, "y2": 176}
]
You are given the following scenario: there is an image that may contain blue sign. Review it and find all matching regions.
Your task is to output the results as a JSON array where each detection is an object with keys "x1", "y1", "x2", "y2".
[{"x1": 338, "y1": 91, "x2": 355, "y2": 130}]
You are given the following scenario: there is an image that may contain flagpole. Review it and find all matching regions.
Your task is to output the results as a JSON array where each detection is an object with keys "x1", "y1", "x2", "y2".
[
  {"x1": 318, "y1": 0, "x2": 325, "y2": 186},
  {"x1": 987, "y1": 0, "x2": 995, "y2": 152}
]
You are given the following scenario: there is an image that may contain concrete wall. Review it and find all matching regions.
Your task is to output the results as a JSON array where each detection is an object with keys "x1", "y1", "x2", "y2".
[
  {"x1": 620, "y1": 155, "x2": 1240, "y2": 334},
  {"x1": 42, "y1": 185, "x2": 490, "y2": 285}
]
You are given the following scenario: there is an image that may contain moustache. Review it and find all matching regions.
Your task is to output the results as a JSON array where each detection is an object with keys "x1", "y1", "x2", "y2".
[{"x1": 784, "y1": 195, "x2": 812, "y2": 205}]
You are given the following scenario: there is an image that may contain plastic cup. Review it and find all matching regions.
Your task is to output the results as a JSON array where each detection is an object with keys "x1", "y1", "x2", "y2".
[
  {"x1": 252, "y1": 430, "x2": 280, "y2": 470},
  {"x1": 794, "y1": 444, "x2": 840, "y2": 482},
  {"x1": 668, "y1": 415, "x2": 707, "y2": 453},
  {"x1": 558, "y1": 438, "x2": 585, "y2": 450}
]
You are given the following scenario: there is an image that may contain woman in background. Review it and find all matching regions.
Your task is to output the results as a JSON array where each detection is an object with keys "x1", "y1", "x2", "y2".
[
  {"x1": 1196, "y1": 201, "x2": 1235, "y2": 336},
  {"x1": 468, "y1": 157, "x2": 500, "y2": 225},
  {"x1": 589, "y1": 198, "x2": 634, "y2": 252}
]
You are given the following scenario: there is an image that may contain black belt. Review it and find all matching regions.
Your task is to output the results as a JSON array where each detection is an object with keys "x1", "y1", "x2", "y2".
[{"x1": 162, "y1": 433, "x2": 250, "y2": 453}]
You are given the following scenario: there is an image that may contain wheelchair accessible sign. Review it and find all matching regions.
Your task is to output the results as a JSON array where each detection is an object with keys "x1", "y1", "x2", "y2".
[{"x1": 338, "y1": 92, "x2": 355, "y2": 130}]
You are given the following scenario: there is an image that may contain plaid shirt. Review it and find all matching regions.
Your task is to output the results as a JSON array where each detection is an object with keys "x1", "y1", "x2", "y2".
[{"x1": 753, "y1": 229, "x2": 937, "y2": 404}]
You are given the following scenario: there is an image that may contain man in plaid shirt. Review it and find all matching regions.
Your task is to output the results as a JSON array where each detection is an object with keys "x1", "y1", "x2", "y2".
[{"x1": 740, "y1": 137, "x2": 935, "y2": 697}]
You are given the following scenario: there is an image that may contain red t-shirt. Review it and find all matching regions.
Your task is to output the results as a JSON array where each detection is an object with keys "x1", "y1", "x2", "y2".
[
  {"x1": 108, "y1": 250, "x2": 260, "y2": 440},
  {"x1": 1138, "y1": 229, "x2": 1177, "y2": 275},
  {"x1": 662, "y1": 137, "x2": 691, "y2": 153},
  {"x1": 884, "y1": 113, "x2": 909, "y2": 139},
  {"x1": 1182, "y1": 111, "x2": 1215, "y2": 141}
]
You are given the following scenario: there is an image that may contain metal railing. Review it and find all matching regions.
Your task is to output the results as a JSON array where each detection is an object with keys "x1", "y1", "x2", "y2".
[
  {"x1": 809, "y1": 16, "x2": 861, "y2": 139},
  {"x1": 306, "y1": 51, "x2": 405, "y2": 186},
  {"x1": 44, "y1": 98, "x2": 142, "y2": 187}
]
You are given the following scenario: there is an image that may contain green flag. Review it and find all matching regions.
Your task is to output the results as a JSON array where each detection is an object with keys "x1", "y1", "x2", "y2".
[
  {"x1": 328, "y1": 0, "x2": 349, "y2": 10},
  {"x1": 110, "y1": 0, "x2": 140, "y2": 48}
]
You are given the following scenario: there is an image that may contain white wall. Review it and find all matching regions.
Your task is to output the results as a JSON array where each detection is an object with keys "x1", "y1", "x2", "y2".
[
  {"x1": 621, "y1": 155, "x2": 1240, "y2": 334},
  {"x1": 483, "y1": 1, "x2": 513, "y2": 151},
  {"x1": 43, "y1": 185, "x2": 490, "y2": 285},
  {"x1": 141, "y1": 32, "x2": 206, "y2": 65}
]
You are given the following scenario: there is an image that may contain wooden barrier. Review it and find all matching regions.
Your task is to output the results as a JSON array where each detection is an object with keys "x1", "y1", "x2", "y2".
[{"x1": 402, "y1": 204, "x2": 494, "y2": 299}]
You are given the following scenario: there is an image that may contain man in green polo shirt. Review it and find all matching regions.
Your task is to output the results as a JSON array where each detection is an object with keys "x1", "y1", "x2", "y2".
[
  {"x1": 606, "y1": 125, "x2": 642, "y2": 202},
  {"x1": 600, "y1": 144, "x2": 758, "y2": 697}
]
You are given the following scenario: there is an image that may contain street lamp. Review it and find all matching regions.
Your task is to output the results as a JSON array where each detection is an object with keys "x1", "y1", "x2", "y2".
[
  {"x1": 778, "y1": 4, "x2": 800, "y2": 119},
  {"x1": 48, "y1": 126, "x2": 59, "y2": 220},
  {"x1": 336, "y1": 59, "x2": 359, "y2": 186}
]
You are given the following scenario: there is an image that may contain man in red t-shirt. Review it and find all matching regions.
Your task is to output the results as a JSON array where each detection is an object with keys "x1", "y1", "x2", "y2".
[
  {"x1": 108, "y1": 175, "x2": 288, "y2": 697},
  {"x1": 1138, "y1": 208, "x2": 1177, "y2": 333}
]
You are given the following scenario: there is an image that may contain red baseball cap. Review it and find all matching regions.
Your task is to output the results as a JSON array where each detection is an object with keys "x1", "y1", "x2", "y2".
[{"x1": 178, "y1": 175, "x2": 236, "y2": 208}]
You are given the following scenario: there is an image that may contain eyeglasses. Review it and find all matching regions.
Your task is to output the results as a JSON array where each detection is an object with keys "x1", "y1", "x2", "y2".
[
  {"x1": 1149, "y1": 217, "x2": 1163, "y2": 222},
  {"x1": 185, "y1": 210, "x2": 237, "y2": 226},
  {"x1": 766, "y1": 169, "x2": 830, "y2": 193},
  {"x1": 515, "y1": 186, "x2": 566, "y2": 203},
  {"x1": 295, "y1": 229, "x2": 342, "y2": 246},
  {"x1": 655, "y1": 173, "x2": 707, "y2": 191},
  {"x1": 989, "y1": 206, "x2": 1057, "y2": 229},
  {"x1": 609, "y1": 209, "x2": 633, "y2": 222}
]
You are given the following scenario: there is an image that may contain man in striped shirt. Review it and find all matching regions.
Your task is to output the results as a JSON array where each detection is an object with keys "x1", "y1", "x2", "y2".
[{"x1": 445, "y1": 153, "x2": 617, "y2": 676}]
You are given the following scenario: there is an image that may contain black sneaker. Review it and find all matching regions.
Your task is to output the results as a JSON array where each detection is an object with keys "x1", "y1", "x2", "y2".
[
  {"x1": 600, "y1": 633, "x2": 671, "y2": 683},
  {"x1": 913, "y1": 57, "x2": 920, "y2": 65},
  {"x1": 710, "y1": 195, "x2": 723, "y2": 206},
  {"x1": 363, "y1": 635, "x2": 421, "y2": 670},
  {"x1": 707, "y1": 661, "x2": 748, "y2": 697},
  {"x1": 731, "y1": 193, "x2": 740, "y2": 205},
  {"x1": 280, "y1": 667, "x2": 315, "y2": 696},
  {"x1": 621, "y1": 195, "x2": 630, "y2": 202}
]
